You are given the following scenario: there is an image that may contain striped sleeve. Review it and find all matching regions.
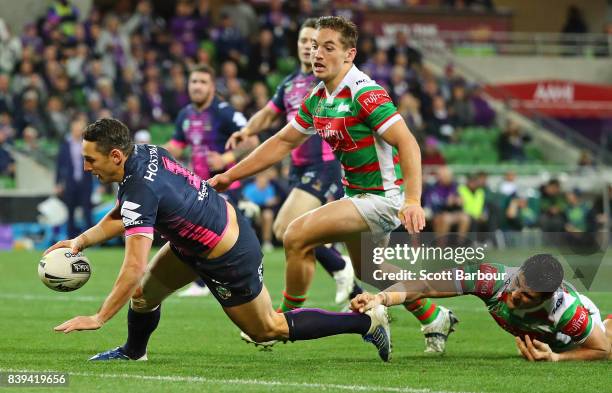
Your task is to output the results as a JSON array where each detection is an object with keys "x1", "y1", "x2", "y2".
[
  {"x1": 356, "y1": 86, "x2": 401, "y2": 135},
  {"x1": 557, "y1": 300, "x2": 594, "y2": 344},
  {"x1": 290, "y1": 96, "x2": 316, "y2": 135}
]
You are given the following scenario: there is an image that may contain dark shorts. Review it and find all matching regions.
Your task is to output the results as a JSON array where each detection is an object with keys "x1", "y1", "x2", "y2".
[
  {"x1": 289, "y1": 161, "x2": 344, "y2": 204},
  {"x1": 170, "y1": 212, "x2": 264, "y2": 307}
]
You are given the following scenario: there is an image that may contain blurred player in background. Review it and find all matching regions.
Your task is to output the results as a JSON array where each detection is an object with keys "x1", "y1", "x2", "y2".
[
  {"x1": 352, "y1": 254, "x2": 612, "y2": 361},
  {"x1": 164, "y1": 64, "x2": 256, "y2": 297},
  {"x1": 227, "y1": 18, "x2": 362, "y2": 307},
  {"x1": 47, "y1": 118, "x2": 392, "y2": 362},
  {"x1": 212, "y1": 16, "x2": 458, "y2": 353}
]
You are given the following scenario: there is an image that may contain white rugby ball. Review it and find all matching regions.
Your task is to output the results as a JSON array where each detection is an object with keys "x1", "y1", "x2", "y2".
[{"x1": 38, "y1": 248, "x2": 91, "y2": 292}]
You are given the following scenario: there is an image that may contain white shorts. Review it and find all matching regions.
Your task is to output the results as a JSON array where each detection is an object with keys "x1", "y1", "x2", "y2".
[{"x1": 346, "y1": 191, "x2": 403, "y2": 246}]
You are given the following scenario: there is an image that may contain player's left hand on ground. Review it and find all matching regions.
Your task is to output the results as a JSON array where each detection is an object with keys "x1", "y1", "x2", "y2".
[
  {"x1": 398, "y1": 203, "x2": 426, "y2": 234},
  {"x1": 207, "y1": 151, "x2": 226, "y2": 171},
  {"x1": 515, "y1": 335, "x2": 557, "y2": 362},
  {"x1": 54, "y1": 315, "x2": 103, "y2": 334},
  {"x1": 350, "y1": 292, "x2": 381, "y2": 313}
]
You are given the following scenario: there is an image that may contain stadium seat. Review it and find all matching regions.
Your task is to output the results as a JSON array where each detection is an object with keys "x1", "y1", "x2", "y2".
[{"x1": 149, "y1": 123, "x2": 175, "y2": 145}]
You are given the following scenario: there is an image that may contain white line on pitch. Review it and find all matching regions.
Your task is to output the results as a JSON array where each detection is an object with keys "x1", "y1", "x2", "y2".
[{"x1": 0, "y1": 369, "x2": 476, "y2": 393}]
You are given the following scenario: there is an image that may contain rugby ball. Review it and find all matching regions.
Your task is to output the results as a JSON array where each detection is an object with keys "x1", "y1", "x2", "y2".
[{"x1": 38, "y1": 248, "x2": 91, "y2": 292}]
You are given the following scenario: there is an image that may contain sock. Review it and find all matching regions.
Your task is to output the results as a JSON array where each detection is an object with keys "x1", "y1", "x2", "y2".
[
  {"x1": 349, "y1": 281, "x2": 363, "y2": 299},
  {"x1": 315, "y1": 246, "x2": 345, "y2": 275},
  {"x1": 122, "y1": 305, "x2": 161, "y2": 359},
  {"x1": 404, "y1": 298, "x2": 440, "y2": 325},
  {"x1": 195, "y1": 278, "x2": 207, "y2": 287},
  {"x1": 277, "y1": 291, "x2": 307, "y2": 312},
  {"x1": 284, "y1": 308, "x2": 371, "y2": 340}
]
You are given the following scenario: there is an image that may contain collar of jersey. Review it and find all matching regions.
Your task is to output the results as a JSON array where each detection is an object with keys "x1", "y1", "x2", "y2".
[{"x1": 324, "y1": 64, "x2": 360, "y2": 103}]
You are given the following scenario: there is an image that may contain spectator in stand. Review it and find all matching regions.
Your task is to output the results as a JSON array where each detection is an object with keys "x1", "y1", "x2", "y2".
[
  {"x1": 242, "y1": 169, "x2": 279, "y2": 252},
  {"x1": 0, "y1": 128, "x2": 15, "y2": 178},
  {"x1": 96, "y1": 14, "x2": 131, "y2": 78},
  {"x1": 134, "y1": 128, "x2": 151, "y2": 144},
  {"x1": 458, "y1": 173, "x2": 486, "y2": 229},
  {"x1": 470, "y1": 84, "x2": 495, "y2": 126},
  {"x1": 387, "y1": 30, "x2": 422, "y2": 68},
  {"x1": 219, "y1": 0, "x2": 259, "y2": 42},
  {"x1": 0, "y1": 111, "x2": 15, "y2": 141},
  {"x1": 498, "y1": 119, "x2": 531, "y2": 162},
  {"x1": 562, "y1": 5, "x2": 588, "y2": 35},
  {"x1": 397, "y1": 93, "x2": 424, "y2": 142},
  {"x1": 418, "y1": 77, "x2": 438, "y2": 122},
  {"x1": 592, "y1": 184, "x2": 612, "y2": 234},
  {"x1": 259, "y1": 0, "x2": 291, "y2": 43},
  {"x1": 86, "y1": 92, "x2": 105, "y2": 122},
  {"x1": 216, "y1": 60, "x2": 245, "y2": 101},
  {"x1": 498, "y1": 170, "x2": 518, "y2": 197},
  {"x1": 47, "y1": 95, "x2": 70, "y2": 139},
  {"x1": 20, "y1": 126, "x2": 43, "y2": 159},
  {"x1": 449, "y1": 83, "x2": 474, "y2": 128},
  {"x1": 170, "y1": 0, "x2": 209, "y2": 59},
  {"x1": 65, "y1": 44, "x2": 89, "y2": 86},
  {"x1": 360, "y1": 49, "x2": 391, "y2": 88},
  {"x1": 388, "y1": 65, "x2": 410, "y2": 103},
  {"x1": 141, "y1": 78, "x2": 171, "y2": 123},
  {"x1": 0, "y1": 19, "x2": 22, "y2": 74},
  {"x1": 212, "y1": 12, "x2": 249, "y2": 67},
  {"x1": 20, "y1": 23, "x2": 43, "y2": 54},
  {"x1": 423, "y1": 166, "x2": 470, "y2": 239},
  {"x1": 421, "y1": 137, "x2": 446, "y2": 171},
  {"x1": 505, "y1": 193, "x2": 538, "y2": 231},
  {"x1": 15, "y1": 89, "x2": 49, "y2": 138},
  {"x1": 96, "y1": 77, "x2": 121, "y2": 116},
  {"x1": 55, "y1": 113, "x2": 93, "y2": 238},
  {"x1": 248, "y1": 28, "x2": 279, "y2": 82},
  {"x1": 539, "y1": 179, "x2": 567, "y2": 233},
  {"x1": 564, "y1": 189, "x2": 591, "y2": 233},
  {"x1": 44, "y1": 0, "x2": 80, "y2": 44},
  {"x1": 427, "y1": 95, "x2": 456, "y2": 143},
  {"x1": 0, "y1": 73, "x2": 14, "y2": 113},
  {"x1": 121, "y1": 94, "x2": 150, "y2": 133}
]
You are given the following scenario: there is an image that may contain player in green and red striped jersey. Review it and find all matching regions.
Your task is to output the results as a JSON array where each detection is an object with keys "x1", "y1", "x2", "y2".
[
  {"x1": 352, "y1": 254, "x2": 612, "y2": 361},
  {"x1": 211, "y1": 16, "x2": 458, "y2": 354}
]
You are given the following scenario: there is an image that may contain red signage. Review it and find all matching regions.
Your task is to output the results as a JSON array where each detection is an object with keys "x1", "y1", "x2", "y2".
[{"x1": 485, "y1": 80, "x2": 612, "y2": 118}]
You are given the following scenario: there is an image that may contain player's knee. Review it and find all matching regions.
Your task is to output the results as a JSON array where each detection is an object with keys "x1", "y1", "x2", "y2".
[
  {"x1": 130, "y1": 286, "x2": 160, "y2": 313},
  {"x1": 246, "y1": 315, "x2": 287, "y2": 342},
  {"x1": 283, "y1": 220, "x2": 307, "y2": 252}
]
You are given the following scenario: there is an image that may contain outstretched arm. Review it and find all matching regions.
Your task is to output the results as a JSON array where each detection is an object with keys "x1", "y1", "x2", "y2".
[
  {"x1": 210, "y1": 123, "x2": 309, "y2": 191},
  {"x1": 54, "y1": 234, "x2": 152, "y2": 333}
]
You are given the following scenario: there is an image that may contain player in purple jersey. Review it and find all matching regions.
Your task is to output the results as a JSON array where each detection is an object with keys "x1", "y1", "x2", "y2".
[
  {"x1": 227, "y1": 18, "x2": 362, "y2": 308},
  {"x1": 165, "y1": 64, "x2": 257, "y2": 297},
  {"x1": 46, "y1": 118, "x2": 392, "y2": 362}
]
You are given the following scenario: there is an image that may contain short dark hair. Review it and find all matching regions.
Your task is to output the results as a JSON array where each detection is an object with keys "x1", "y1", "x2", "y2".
[
  {"x1": 316, "y1": 16, "x2": 358, "y2": 49},
  {"x1": 520, "y1": 254, "x2": 564, "y2": 296},
  {"x1": 189, "y1": 64, "x2": 215, "y2": 80},
  {"x1": 301, "y1": 17, "x2": 318, "y2": 31},
  {"x1": 83, "y1": 118, "x2": 134, "y2": 156}
]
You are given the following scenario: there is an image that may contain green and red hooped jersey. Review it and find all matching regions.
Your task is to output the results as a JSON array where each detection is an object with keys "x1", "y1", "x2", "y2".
[
  {"x1": 454, "y1": 263, "x2": 597, "y2": 352},
  {"x1": 290, "y1": 65, "x2": 404, "y2": 197}
]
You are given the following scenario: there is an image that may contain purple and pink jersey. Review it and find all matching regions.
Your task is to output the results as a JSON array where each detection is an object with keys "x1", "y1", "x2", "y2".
[
  {"x1": 118, "y1": 144, "x2": 229, "y2": 256},
  {"x1": 268, "y1": 70, "x2": 335, "y2": 167},
  {"x1": 170, "y1": 98, "x2": 247, "y2": 180}
]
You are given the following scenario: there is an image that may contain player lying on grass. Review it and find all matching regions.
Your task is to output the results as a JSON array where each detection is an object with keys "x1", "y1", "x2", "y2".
[
  {"x1": 45, "y1": 118, "x2": 392, "y2": 362},
  {"x1": 351, "y1": 254, "x2": 612, "y2": 361}
]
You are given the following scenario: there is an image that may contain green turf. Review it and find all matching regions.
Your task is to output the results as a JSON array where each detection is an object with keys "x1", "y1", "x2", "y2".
[{"x1": 0, "y1": 248, "x2": 610, "y2": 393}]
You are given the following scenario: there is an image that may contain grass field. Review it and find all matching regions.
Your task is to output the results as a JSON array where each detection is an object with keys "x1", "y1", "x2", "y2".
[{"x1": 0, "y1": 248, "x2": 610, "y2": 393}]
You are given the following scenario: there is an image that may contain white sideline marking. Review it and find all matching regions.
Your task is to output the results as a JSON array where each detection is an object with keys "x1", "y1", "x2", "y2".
[{"x1": 0, "y1": 369, "x2": 474, "y2": 393}]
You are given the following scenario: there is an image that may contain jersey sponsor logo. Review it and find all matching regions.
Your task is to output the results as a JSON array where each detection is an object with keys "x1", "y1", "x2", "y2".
[
  {"x1": 357, "y1": 89, "x2": 392, "y2": 114},
  {"x1": 355, "y1": 78, "x2": 369, "y2": 86},
  {"x1": 144, "y1": 145, "x2": 159, "y2": 182},
  {"x1": 121, "y1": 201, "x2": 143, "y2": 226},
  {"x1": 337, "y1": 103, "x2": 351, "y2": 113},
  {"x1": 552, "y1": 296, "x2": 564, "y2": 314},
  {"x1": 474, "y1": 264, "x2": 498, "y2": 299},
  {"x1": 313, "y1": 117, "x2": 357, "y2": 152},
  {"x1": 562, "y1": 305, "x2": 590, "y2": 337}
]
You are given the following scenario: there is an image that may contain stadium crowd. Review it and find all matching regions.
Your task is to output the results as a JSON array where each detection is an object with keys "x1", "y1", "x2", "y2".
[{"x1": 0, "y1": 0, "x2": 608, "y2": 245}]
